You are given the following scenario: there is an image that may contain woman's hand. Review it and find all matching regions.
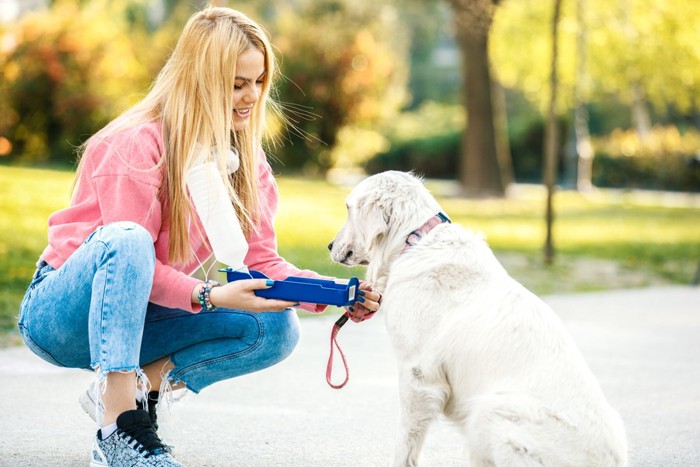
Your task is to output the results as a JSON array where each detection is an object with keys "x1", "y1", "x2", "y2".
[
  {"x1": 194, "y1": 279, "x2": 297, "y2": 312},
  {"x1": 345, "y1": 281, "x2": 382, "y2": 323}
]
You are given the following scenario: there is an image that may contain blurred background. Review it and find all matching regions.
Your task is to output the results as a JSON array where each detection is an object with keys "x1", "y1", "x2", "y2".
[{"x1": 0, "y1": 0, "x2": 698, "y2": 338}]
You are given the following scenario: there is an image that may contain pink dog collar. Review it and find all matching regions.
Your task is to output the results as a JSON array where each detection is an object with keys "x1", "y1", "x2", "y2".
[{"x1": 402, "y1": 212, "x2": 451, "y2": 253}]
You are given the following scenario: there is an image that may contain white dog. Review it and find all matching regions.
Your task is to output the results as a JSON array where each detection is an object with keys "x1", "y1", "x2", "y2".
[{"x1": 330, "y1": 171, "x2": 628, "y2": 467}]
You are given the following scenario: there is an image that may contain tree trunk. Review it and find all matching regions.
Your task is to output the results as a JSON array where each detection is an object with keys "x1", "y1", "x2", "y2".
[
  {"x1": 449, "y1": 0, "x2": 510, "y2": 197},
  {"x1": 632, "y1": 83, "x2": 652, "y2": 140},
  {"x1": 620, "y1": 0, "x2": 652, "y2": 140},
  {"x1": 492, "y1": 79, "x2": 514, "y2": 190},
  {"x1": 575, "y1": 0, "x2": 594, "y2": 192},
  {"x1": 458, "y1": 32, "x2": 504, "y2": 196},
  {"x1": 575, "y1": 105, "x2": 594, "y2": 192},
  {"x1": 544, "y1": 0, "x2": 563, "y2": 265}
]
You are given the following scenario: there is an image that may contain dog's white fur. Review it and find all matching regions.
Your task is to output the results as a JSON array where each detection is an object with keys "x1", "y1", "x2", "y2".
[{"x1": 330, "y1": 171, "x2": 628, "y2": 467}]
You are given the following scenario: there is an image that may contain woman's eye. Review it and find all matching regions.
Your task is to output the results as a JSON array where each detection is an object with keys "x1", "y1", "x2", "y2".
[{"x1": 234, "y1": 85, "x2": 243, "y2": 90}]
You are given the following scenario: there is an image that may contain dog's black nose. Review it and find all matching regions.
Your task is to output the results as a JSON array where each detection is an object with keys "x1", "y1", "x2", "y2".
[{"x1": 328, "y1": 241, "x2": 333, "y2": 251}]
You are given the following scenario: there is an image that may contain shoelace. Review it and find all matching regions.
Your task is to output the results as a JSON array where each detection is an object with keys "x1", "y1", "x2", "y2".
[{"x1": 121, "y1": 418, "x2": 168, "y2": 457}]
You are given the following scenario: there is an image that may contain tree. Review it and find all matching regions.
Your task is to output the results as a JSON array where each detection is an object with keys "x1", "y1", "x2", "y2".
[
  {"x1": 268, "y1": 0, "x2": 409, "y2": 173},
  {"x1": 544, "y1": 0, "x2": 563, "y2": 264},
  {"x1": 446, "y1": 0, "x2": 513, "y2": 196},
  {"x1": 574, "y1": 0, "x2": 594, "y2": 191},
  {"x1": 491, "y1": 0, "x2": 700, "y2": 127},
  {"x1": 491, "y1": 0, "x2": 700, "y2": 193},
  {"x1": 0, "y1": 0, "x2": 179, "y2": 165},
  {"x1": 396, "y1": 2, "x2": 459, "y2": 108}
]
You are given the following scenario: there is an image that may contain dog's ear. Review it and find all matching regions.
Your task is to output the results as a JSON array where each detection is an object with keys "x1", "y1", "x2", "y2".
[
  {"x1": 360, "y1": 192, "x2": 392, "y2": 243},
  {"x1": 380, "y1": 199, "x2": 392, "y2": 225}
]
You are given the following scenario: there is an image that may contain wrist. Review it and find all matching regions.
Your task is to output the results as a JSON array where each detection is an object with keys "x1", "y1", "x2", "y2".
[{"x1": 208, "y1": 285, "x2": 222, "y2": 309}]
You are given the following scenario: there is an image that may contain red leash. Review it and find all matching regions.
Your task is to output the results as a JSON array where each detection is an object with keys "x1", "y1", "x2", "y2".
[
  {"x1": 326, "y1": 312, "x2": 351, "y2": 389},
  {"x1": 325, "y1": 285, "x2": 382, "y2": 389}
]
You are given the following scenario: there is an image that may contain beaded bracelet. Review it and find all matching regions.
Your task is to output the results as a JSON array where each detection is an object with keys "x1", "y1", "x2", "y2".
[{"x1": 197, "y1": 280, "x2": 222, "y2": 311}]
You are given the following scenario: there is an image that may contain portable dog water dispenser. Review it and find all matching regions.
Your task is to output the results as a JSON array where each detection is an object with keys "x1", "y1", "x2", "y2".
[{"x1": 222, "y1": 268, "x2": 359, "y2": 307}]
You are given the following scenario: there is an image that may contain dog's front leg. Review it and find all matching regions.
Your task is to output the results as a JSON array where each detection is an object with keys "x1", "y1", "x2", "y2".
[{"x1": 393, "y1": 365, "x2": 449, "y2": 467}]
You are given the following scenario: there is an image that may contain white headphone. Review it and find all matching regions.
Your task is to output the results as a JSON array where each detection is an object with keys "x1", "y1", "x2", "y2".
[{"x1": 227, "y1": 148, "x2": 240, "y2": 173}]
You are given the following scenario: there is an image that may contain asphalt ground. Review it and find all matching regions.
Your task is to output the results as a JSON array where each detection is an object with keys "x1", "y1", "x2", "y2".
[{"x1": 1, "y1": 286, "x2": 698, "y2": 466}]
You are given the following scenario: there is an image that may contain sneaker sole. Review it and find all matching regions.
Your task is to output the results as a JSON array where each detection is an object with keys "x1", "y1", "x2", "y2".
[
  {"x1": 90, "y1": 436, "x2": 108, "y2": 467},
  {"x1": 79, "y1": 388, "x2": 100, "y2": 424}
]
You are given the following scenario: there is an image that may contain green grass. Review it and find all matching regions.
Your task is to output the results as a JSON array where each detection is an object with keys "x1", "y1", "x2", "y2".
[
  {"x1": 438, "y1": 187, "x2": 699, "y2": 277},
  {"x1": 1, "y1": 166, "x2": 699, "y2": 336},
  {"x1": 0, "y1": 166, "x2": 75, "y2": 334}
]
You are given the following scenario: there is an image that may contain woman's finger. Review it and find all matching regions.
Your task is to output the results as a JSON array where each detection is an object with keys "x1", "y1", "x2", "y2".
[{"x1": 357, "y1": 290, "x2": 381, "y2": 310}]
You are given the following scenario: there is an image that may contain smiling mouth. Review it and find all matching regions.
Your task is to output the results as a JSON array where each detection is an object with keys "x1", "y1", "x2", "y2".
[{"x1": 234, "y1": 108, "x2": 252, "y2": 118}]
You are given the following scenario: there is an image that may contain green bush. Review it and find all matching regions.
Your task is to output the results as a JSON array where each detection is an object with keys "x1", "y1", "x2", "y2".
[
  {"x1": 0, "y1": 4, "x2": 104, "y2": 164},
  {"x1": 268, "y1": 0, "x2": 409, "y2": 173},
  {"x1": 365, "y1": 103, "x2": 571, "y2": 182},
  {"x1": 0, "y1": 1, "x2": 189, "y2": 166},
  {"x1": 365, "y1": 102, "x2": 463, "y2": 178},
  {"x1": 365, "y1": 131, "x2": 460, "y2": 178},
  {"x1": 593, "y1": 153, "x2": 700, "y2": 192},
  {"x1": 508, "y1": 116, "x2": 570, "y2": 183},
  {"x1": 592, "y1": 126, "x2": 700, "y2": 192}
]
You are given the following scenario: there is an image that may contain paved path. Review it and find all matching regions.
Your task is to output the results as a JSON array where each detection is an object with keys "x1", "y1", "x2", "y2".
[{"x1": 1, "y1": 286, "x2": 698, "y2": 466}]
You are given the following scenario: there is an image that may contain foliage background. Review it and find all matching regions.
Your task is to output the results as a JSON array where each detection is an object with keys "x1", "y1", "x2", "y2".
[
  {"x1": 0, "y1": 0, "x2": 699, "y2": 337},
  {"x1": 2, "y1": 0, "x2": 700, "y2": 189}
]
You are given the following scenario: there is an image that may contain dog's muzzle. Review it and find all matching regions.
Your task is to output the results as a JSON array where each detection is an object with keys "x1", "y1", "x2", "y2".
[{"x1": 331, "y1": 246, "x2": 356, "y2": 265}]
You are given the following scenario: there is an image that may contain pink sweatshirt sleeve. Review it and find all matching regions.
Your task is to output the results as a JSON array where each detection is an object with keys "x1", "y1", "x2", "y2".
[{"x1": 244, "y1": 154, "x2": 330, "y2": 313}]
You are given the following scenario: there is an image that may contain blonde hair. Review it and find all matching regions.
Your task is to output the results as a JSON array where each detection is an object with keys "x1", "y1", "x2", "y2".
[{"x1": 75, "y1": 7, "x2": 277, "y2": 264}]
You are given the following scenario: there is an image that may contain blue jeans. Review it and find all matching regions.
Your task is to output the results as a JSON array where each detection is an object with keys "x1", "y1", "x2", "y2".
[{"x1": 17, "y1": 222, "x2": 300, "y2": 393}]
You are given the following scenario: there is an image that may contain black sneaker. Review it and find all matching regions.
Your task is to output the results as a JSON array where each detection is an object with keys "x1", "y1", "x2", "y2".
[{"x1": 90, "y1": 409, "x2": 183, "y2": 467}]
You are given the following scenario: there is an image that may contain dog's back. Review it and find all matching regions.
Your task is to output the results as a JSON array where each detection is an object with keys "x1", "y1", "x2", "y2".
[{"x1": 383, "y1": 223, "x2": 628, "y2": 466}]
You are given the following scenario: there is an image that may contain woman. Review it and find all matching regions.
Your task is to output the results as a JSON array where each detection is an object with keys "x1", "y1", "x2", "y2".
[{"x1": 17, "y1": 7, "x2": 381, "y2": 467}]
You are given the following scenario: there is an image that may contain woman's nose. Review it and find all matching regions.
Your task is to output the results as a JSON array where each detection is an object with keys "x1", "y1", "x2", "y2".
[{"x1": 243, "y1": 85, "x2": 260, "y2": 104}]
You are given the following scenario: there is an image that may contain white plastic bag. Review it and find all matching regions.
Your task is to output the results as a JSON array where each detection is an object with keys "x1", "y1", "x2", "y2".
[{"x1": 186, "y1": 159, "x2": 248, "y2": 271}]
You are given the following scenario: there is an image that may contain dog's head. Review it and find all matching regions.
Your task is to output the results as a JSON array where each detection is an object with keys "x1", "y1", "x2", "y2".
[{"x1": 329, "y1": 171, "x2": 442, "y2": 272}]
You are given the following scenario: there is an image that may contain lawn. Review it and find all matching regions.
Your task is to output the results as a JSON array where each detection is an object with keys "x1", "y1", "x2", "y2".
[{"x1": 1, "y1": 165, "x2": 698, "y2": 336}]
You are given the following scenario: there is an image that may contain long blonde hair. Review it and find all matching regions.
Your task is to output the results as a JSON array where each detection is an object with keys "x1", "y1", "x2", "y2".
[{"x1": 75, "y1": 7, "x2": 277, "y2": 264}]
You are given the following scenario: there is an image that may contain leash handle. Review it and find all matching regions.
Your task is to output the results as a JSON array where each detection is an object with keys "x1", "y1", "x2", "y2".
[{"x1": 326, "y1": 313, "x2": 350, "y2": 389}]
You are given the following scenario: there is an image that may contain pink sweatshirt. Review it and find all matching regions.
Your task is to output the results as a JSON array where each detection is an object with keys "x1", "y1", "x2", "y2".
[{"x1": 40, "y1": 121, "x2": 328, "y2": 313}]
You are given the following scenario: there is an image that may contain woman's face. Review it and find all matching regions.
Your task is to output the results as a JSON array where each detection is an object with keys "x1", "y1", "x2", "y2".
[{"x1": 232, "y1": 47, "x2": 266, "y2": 131}]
